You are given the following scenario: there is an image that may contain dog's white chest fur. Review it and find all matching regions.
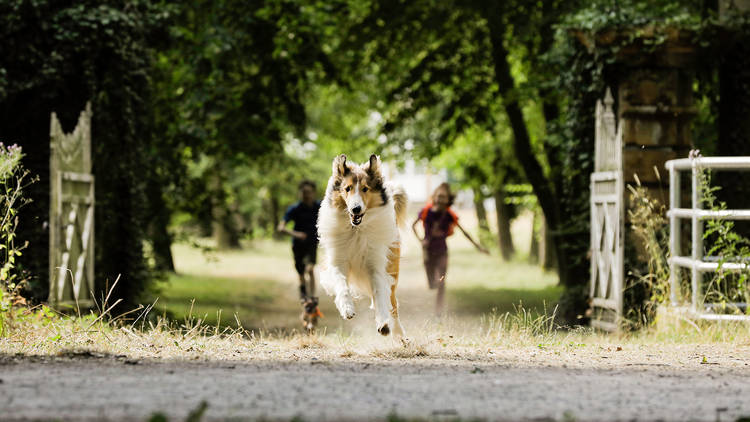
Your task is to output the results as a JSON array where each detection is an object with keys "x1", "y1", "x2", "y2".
[{"x1": 317, "y1": 202, "x2": 398, "y2": 296}]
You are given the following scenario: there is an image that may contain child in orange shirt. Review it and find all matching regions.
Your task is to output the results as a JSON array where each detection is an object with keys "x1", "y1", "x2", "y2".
[{"x1": 412, "y1": 183, "x2": 488, "y2": 314}]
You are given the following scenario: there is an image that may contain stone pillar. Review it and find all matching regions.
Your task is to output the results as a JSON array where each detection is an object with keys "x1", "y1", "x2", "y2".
[
  {"x1": 717, "y1": 1, "x2": 750, "y2": 224},
  {"x1": 616, "y1": 29, "x2": 697, "y2": 190},
  {"x1": 613, "y1": 31, "x2": 698, "y2": 285}
]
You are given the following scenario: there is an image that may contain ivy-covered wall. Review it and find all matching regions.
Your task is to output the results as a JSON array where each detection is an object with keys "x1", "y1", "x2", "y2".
[{"x1": 0, "y1": 1, "x2": 166, "y2": 309}]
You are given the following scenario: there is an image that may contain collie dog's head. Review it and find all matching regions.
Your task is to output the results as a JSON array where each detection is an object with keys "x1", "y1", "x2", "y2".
[{"x1": 329, "y1": 154, "x2": 388, "y2": 226}]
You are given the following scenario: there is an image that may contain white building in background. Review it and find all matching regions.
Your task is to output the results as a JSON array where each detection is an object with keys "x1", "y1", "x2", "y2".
[{"x1": 382, "y1": 159, "x2": 476, "y2": 209}]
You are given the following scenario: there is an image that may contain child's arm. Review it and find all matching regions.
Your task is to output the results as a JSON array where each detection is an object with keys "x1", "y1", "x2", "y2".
[
  {"x1": 412, "y1": 217, "x2": 428, "y2": 247},
  {"x1": 412, "y1": 217, "x2": 422, "y2": 241},
  {"x1": 276, "y1": 220, "x2": 307, "y2": 240},
  {"x1": 456, "y1": 222, "x2": 489, "y2": 254}
]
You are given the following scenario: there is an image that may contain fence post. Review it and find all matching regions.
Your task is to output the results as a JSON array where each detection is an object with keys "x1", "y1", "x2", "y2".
[
  {"x1": 690, "y1": 158, "x2": 702, "y2": 313},
  {"x1": 668, "y1": 162, "x2": 680, "y2": 305}
]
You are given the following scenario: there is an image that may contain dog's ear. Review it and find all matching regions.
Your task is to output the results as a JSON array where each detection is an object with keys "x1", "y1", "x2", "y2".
[
  {"x1": 365, "y1": 154, "x2": 381, "y2": 175},
  {"x1": 332, "y1": 154, "x2": 349, "y2": 177}
]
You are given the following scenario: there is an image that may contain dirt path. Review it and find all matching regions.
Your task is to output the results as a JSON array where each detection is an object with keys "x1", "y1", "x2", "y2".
[{"x1": 2, "y1": 356, "x2": 749, "y2": 422}]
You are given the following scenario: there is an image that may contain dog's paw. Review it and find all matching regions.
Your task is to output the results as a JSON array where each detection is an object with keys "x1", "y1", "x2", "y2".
[
  {"x1": 343, "y1": 306, "x2": 356, "y2": 320},
  {"x1": 335, "y1": 294, "x2": 356, "y2": 320},
  {"x1": 377, "y1": 323, "x2": 390, "y2": 336}
]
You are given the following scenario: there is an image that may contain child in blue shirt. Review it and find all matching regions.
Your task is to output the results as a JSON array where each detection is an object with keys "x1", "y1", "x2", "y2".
[{"x1": 277, "y1": 180, "x2": 322, "y2": 329}]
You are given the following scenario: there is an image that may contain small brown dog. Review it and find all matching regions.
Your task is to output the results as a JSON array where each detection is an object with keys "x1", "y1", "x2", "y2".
[{"x1": 300, "y1": 296, "x2": 322, "y2": 331}]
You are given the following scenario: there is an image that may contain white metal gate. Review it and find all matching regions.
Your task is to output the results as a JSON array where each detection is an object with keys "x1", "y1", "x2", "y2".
[
  {"x1": 666, "y1": 155, "x2": 750, "y2": 321},
  {"x1": 590, "y1": 89, "x2": 624, "y2": 331}
]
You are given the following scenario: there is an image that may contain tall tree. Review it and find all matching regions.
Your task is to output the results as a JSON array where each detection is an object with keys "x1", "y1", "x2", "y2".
[
  {"x1": 338, "y1": 0, "x2": 591, "y2": 318},
  {"x1": 148, "y1": 0, "x2": 343, "y2": 251}
]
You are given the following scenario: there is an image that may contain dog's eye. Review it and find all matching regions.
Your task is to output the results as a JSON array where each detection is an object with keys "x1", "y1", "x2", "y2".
[
  {"x1": 362, "y1": 187, "x2": 369, "y2": 192},
  {"x1": 345, "y1": 186, "x2": 351, "y2": 192}
]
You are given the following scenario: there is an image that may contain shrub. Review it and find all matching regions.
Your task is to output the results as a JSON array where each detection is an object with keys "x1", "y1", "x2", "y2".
[
  {"x1": 626, "y1": 175, "x2": 670, "y2": 328},
  {"x1": 0, "y1": 143, "x2": 34, "y2": 336}
]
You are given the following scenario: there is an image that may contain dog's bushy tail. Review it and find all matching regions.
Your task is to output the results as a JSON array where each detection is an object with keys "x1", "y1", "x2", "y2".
[{"x1": 386, "y1": 182, "x2": 408, "y2": 228}]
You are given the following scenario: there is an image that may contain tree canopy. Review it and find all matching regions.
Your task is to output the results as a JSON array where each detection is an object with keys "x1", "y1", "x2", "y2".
[{"x1": 0, "y1": 0, "x2": 743, "y2": 322}]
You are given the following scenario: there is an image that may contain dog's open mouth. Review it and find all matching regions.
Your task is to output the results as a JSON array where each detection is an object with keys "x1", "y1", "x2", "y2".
[{"x1": 350, "y1": 213, "x2": 364, "y2": 226}]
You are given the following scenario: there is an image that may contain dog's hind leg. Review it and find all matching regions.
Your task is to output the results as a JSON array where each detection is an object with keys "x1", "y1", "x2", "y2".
[
  {"x1": 321, "y1": 263, "x2": 355, "y2": 320},
  {"x1": 389, "y1": 285, "x2": 405, "y2": 339},
  {"x1": 387, "y1": 245, "x2": 405, "y2": 339}
]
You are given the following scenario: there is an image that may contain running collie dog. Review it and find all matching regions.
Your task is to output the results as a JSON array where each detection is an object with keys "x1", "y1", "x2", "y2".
[{"x1": 317, "y1": 154, "x2": 407, "y2": 338}]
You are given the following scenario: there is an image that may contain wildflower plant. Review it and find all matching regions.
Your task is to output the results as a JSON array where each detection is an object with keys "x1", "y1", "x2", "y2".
[{"x1": 0, "y1": 143, "x2": 35, "y2": 336}]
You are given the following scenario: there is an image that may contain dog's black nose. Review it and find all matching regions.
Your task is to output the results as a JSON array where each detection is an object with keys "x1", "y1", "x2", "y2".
[{"x1": 352, "y1": 205, "x2": 362, "y2": 215}]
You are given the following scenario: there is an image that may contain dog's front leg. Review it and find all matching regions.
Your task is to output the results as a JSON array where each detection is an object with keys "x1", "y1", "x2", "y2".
[
  {"x1": 321, "y1": 262, "x2": 355, "y2": 320},
  {"x1": 370, "y1": 268, "x2": 394, "y2": 335}
]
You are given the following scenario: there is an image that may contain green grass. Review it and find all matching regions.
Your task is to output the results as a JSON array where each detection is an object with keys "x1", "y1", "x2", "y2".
[
  {"x1": 160, "y1": 273, "x2": 282, "y2": 328},
  {"x1": 450, "y1": 285, "x2": 562, "y2": 316}
]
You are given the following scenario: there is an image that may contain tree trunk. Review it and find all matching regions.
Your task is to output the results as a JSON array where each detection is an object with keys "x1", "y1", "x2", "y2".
[
  {"x1": 485, "y1": 4, "x2": 567, "y2": 280},
  {"x1": 473, "y1": 186, "x2": 491, "y2": 248},
  {"x1": 539, "y1": 214, "x2": 557, "y2": 271},
  {"x1": 150, "y1": 222, "x2": 176, "y2": 273},
  {"x1": 528, "y1": 211, "x2": 539, "y2": 263},
  {"x1": 211, "y1": 173, "x2": 241, "y2": 250},
  {"x1": 146, "y1": 181, "x2": 176, "y2": 273},
  {"x1": 270, "y1": 190, "x2": 282, "y2": 239},
  {"x1": 494, "y1": 187, "x2": 515, "y2": 261},
  {"x1": 212, "y1": 207, "x2": 241, "y2": 250},
  {"x1": 473, "y1": 187, "x2": 490, "y2": 232}
]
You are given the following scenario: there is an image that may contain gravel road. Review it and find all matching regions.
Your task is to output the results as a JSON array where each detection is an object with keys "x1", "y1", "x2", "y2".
[{"x1": 2, "y1": 356, "x2": 749, "y2": 422}]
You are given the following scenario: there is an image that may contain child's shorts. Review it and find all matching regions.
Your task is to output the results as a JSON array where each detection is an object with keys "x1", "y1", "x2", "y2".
[{"x1": 292, "y1": 241, "x2": 318, "y2": 275}]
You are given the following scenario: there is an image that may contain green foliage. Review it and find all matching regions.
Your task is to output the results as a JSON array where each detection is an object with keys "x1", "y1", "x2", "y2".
[
  {"x1": 0, "y1": 0, "x2": 170, "y2": 308},
  {"x1": 565, "y1": 0, "x2": 702, "y2": 31},
  {"x1": 700, "y1": 169, "x2": 750, "y2": 310},
  {"x1": 149, "y1": 0, "x2": 347, "y2": 246},
  {"x1": 559, "y1": 1, "x2": 750, "y2": 322},
  {"x1": 0, "y1": 144, "x2": 34, "y2": 336},
  {"x1": 2, "y1": 0, "x2": 746, "y2": 326},
  {"x1": 333, "y1": 0, "x2": 601, "y2": 320},
  {"x1": 540, "y1": 32, "x2": 601, "y2": 321},
  {"x1": 626, "y1": 179, "x2": 671, "y2": 328}
]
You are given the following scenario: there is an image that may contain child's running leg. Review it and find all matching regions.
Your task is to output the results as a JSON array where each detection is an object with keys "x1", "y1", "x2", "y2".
[
  {"x1": 305, "y1": 263, "x2": 316, "y2": 297},
  {"x1": 293, "y1": 244, "x2": 308, "y2": 299},
  {"x1": 424, "y1": 250, "x2": 437, "y2": 289},
  {"x1": 434, "y1": 252, "x2": 448, "y2": 315},
  {"x1": 298, "y1": 275, "x2": 307, "y2": 300}
]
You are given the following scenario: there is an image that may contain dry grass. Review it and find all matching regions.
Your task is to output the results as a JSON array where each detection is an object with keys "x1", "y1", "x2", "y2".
[
  {"x1": 3, "y1": 299, "x2": 750, "y2": 372},
  {"x1": 3, "y1": 210, "x2": 750, "y2": 370}
]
